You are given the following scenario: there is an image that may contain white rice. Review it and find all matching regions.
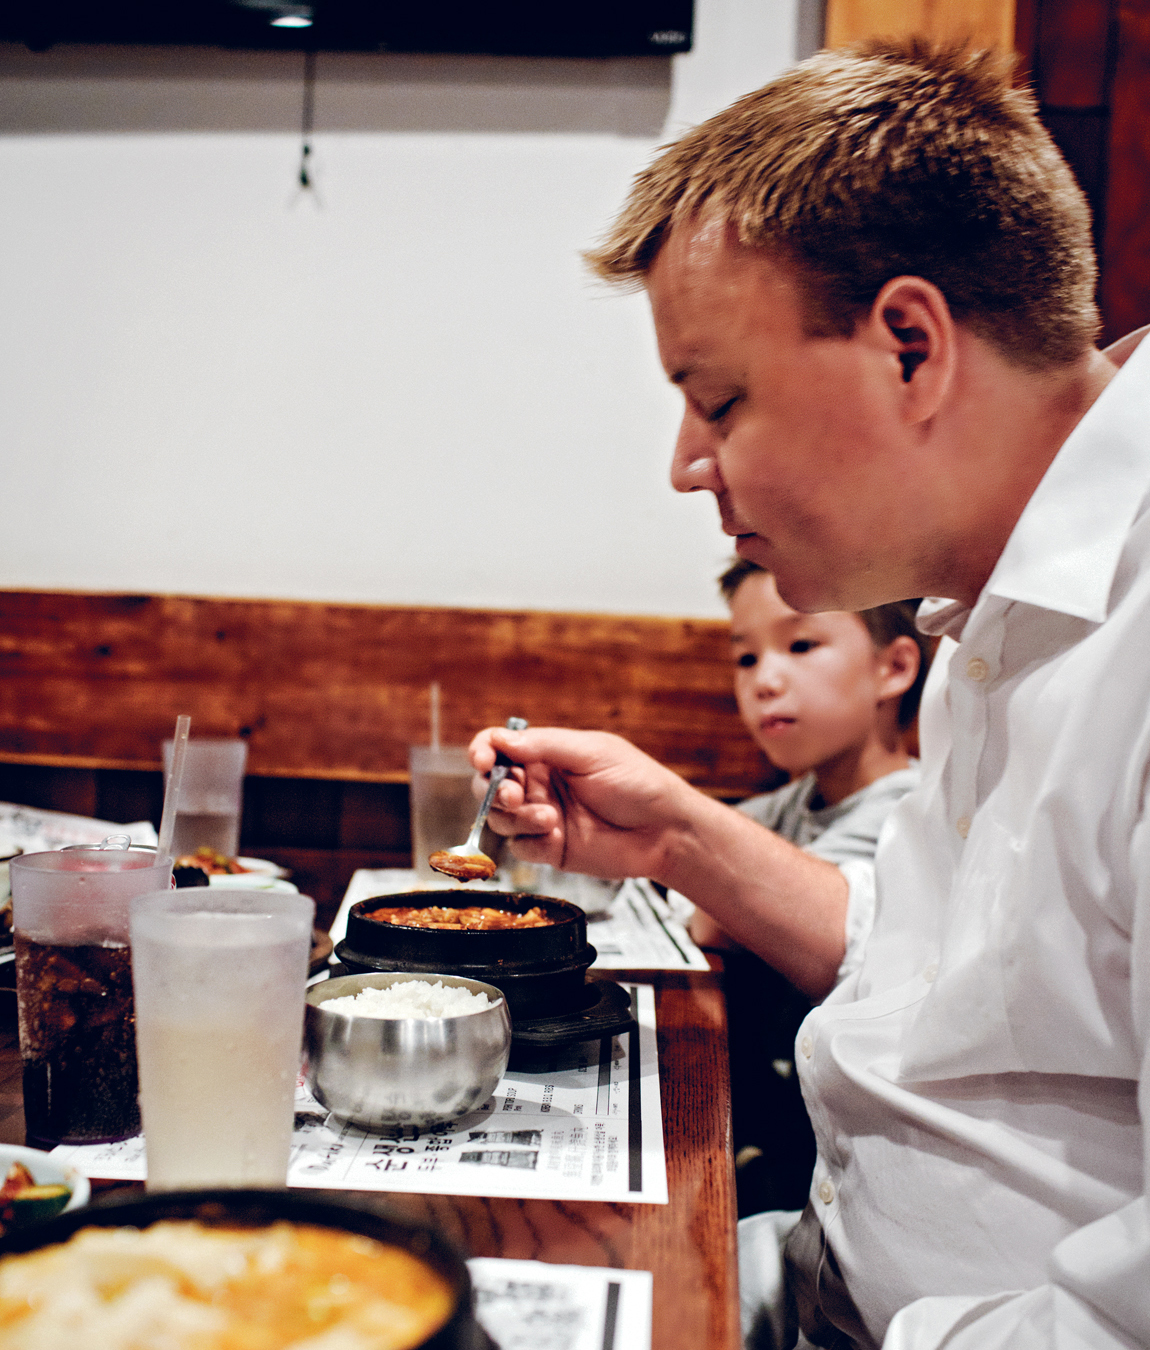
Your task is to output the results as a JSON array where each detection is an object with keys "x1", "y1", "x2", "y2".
[{"x1": 320, "y1": 980, "x2": 497, "y2": 1019}]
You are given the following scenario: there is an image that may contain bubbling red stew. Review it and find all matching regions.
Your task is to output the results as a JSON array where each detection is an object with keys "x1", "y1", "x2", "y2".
[{"x1": 366, "y1": 905, "x2": 554, "y2": 931}]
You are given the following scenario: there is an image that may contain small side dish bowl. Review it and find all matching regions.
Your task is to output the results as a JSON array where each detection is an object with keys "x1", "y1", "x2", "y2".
[
  {"x1": 305, "y1": 972, "x2": 512, "y2": 1131},
  {"x1": 0, "y1": 1144, "x2": 89, "y2": 1229}
]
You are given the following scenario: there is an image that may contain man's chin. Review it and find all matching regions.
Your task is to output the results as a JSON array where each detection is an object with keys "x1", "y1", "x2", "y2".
[
  {"x1": 733, "y1": 534, "x2": 772, "y2": 566},
  {"x1": 735, "y1": 536, "x2": 908, "y2": 613},
  {"x1": 756, "y1": 554, "x2": 841, "y2": 613},
  {"x1": 733, "y1": 536, "x2": 849, "y2": 610}
]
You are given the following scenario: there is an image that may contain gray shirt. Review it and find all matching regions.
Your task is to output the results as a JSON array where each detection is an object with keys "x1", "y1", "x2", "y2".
[{"x1": 736, "y1": 765, "x2": 920, "y2": 867}]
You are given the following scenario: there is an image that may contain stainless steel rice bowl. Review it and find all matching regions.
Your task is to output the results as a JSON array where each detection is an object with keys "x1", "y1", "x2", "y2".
[{"x1": 304, "y1": 972, "x2": 512, "y2": 1130}]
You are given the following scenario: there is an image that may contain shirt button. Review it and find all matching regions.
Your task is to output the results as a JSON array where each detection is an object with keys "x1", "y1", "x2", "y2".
[
  {"x1": 966, "y1": 656, "x2": 989, "y2": 682},
  {"x1": 800, "y1": 1035, "x2": 814, "y2": 1059},
  {"x1": 956, "y1": 816, "x2": 971, "y2": 839},
  {"x1": 923, "y1": 963, "x2": 938, "y2": 983},
  {"x1": 818, "y1": 1179, "x2": 835, "y2": 1204}
]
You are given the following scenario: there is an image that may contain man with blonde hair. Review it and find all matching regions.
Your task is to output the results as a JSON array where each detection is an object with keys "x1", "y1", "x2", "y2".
[{"x1": 473, "y1": 39, "x2": 1149, "y2": 1350}]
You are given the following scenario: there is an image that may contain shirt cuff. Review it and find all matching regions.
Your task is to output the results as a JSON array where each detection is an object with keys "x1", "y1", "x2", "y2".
[
  {"x1": 663, "y1": 887, "x2": 695, "y2": 926},
  {"x1": 836, "y1": 859, "x2": 876, "y2": 984}
]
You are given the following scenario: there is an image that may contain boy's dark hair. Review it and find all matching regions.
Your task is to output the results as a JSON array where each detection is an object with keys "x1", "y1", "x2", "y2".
[{"x1": 719, "y1": 557, "x2": 931, "y2": 729}]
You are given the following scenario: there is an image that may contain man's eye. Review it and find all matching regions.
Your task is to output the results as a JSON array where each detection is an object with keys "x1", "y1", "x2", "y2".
[
  {"x1": 708, "y1": 397, "x2": 738, "y2": 423},
  {"x1": 790, "y1": 639, "x2": 817, "y2": 654},
  {"x1": 735, "y1": 652, "x2": 757, "y2": 668}
]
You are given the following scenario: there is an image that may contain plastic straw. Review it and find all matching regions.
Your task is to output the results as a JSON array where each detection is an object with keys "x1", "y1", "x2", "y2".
[
  {"x1": 430, "y1": 681, "x2": 440, "y2": 751},
  {"x1": 156, "y1": 714, "x2": 191, "y2": 861}
]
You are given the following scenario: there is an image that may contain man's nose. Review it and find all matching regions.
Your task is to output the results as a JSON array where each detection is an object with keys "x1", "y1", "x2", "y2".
[{"x1": 670, "y1": 411, "x2": 723, "y2": 495}]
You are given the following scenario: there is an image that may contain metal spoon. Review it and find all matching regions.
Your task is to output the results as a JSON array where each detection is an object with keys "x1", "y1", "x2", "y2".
[{"x1": 428, "y1": 716, "x2": 528, "y2": 882}]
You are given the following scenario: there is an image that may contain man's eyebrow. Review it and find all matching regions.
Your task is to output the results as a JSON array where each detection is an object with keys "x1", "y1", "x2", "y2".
[{"x1": 669, "y1": 365, "x2": 694, "y2": 386}]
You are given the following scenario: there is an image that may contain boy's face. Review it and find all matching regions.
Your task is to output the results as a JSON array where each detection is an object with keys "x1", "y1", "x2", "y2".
[{"x1": 728, "y1": 571, "x2": 892, "y2": 778}]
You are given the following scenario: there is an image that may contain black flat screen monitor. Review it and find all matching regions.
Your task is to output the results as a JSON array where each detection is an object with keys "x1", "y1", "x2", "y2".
[{"x1": 2, "y1": 0, "x2": 694, "y2": 58}]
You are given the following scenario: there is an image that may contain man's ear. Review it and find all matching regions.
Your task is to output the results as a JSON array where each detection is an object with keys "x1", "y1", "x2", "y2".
[
  {"x1": 865, "y1": 276, "x2": 956, "y2": 424},
  {"x1": 877, "y1": 635, "x2": 921, "y2": 703}
]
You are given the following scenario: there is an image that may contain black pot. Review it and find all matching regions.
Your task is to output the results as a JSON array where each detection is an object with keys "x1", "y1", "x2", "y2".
[
  {"x1": 0, "y1": 1188, "x2": 492, "y2": 1350},
  {"x1": 335, "y1": 891, "x2": 597, "y2": 1019}
]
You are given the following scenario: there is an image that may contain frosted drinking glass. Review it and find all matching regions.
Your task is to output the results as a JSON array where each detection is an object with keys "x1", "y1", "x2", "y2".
[
  {"x1": 161, "y1": 737, "x2": 247, "y2": 859},
  {"x1": 409, "y1": 746, "x2": 481, "y2": 883},
  {"x1": 131, "y1": 888, "x2": 314, "y2": 1189},
  {"x1": 10, "y1": 847, "x2": 174, "y2": 1146}
]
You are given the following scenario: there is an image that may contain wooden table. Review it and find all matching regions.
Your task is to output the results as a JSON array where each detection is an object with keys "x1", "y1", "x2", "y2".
[{"x1": 0, "y1": 965, "x2": 739, "y2": 1350}]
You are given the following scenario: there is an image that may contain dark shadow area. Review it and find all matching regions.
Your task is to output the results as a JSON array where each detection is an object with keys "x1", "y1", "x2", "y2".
[
  {"x1": 720, "y1": 948, "x2": 817, "y2": 1217},
  {"x1": 0, "y1": 762, "x2": 411, "y2": 857},
  {"x1": 0, "y1": 762, "x2": 412, "y2": 928}
]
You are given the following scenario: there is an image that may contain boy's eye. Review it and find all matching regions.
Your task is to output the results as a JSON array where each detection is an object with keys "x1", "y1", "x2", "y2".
[
  {"x1": 735, "y1": 652, "x2": 757, "y2": 668},
  {"x1": 790, "y1": 639, "x2": 817, "y2": 654}
]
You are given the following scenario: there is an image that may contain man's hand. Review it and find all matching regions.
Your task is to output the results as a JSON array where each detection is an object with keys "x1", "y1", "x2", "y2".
[
  {"x1": 468, "y1": 725, "x2": 696, "y2": 881},
  {"x1": 469, "y1": 724, "x2": 850, "y2": 999}
]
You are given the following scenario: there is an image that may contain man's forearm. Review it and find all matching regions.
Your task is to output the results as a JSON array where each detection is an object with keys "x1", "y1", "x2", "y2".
[{"x1": 655, "y1": 791, "x2": 849, "y2": 999}]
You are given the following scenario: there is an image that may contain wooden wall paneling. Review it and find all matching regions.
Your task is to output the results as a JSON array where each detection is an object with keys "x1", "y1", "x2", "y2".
[
  {"x1": 0, "y1": 761, "x2": 412, "y2": 872},
  {"x1": 335, "y1": 781, "x2": 412, "y2": 852},
  {"x1": 1020, "y1": 0, "x2": 1149, "y2": 344},
  {"x1": 1024, "y1": 0, "x2": 1115, "y2": 271},
  {"x1": 1038, "y1": 106, "x2": 1110, "y2": 231},
  {"x1": 91, "y1": 768, "x2": 164, "y2": 831},
  {"x1": 1013, "y1": 0, "x2": 1039, "y2": 78},
  {"x1": 241, "y1": 776, "x2": 343, "y2": 849},
  {"x1": 0, "y1": 763, "x2": 99, "y2": 820},
  {"x1": 1034, "y1": 0, "x2": 1112, "y2": 105},
  {"x1": 0, "y1": 591, "x2": 772, "y2": 800},
  {"x1": 825, "y1": 0, "x2": 1016, "y2": 51},
  {"x1": 1100, "y1": 0, "x2": 1150, "y2": 341}
]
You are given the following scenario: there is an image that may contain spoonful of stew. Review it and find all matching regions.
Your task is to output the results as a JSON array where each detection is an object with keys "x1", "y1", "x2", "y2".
[{"x1": 428, "y1": 716, "x2": 528, "y2": 882}]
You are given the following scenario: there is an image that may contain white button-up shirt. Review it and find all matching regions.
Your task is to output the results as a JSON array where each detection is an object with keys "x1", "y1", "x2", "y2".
[{"x1": 798, "y1": 336, "x2": 1150, "y2": 1348}]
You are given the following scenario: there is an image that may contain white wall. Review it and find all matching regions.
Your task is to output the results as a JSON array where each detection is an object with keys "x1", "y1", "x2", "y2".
[{"x1": 0, "y1": 0, "x2": 812, "y2": 617}]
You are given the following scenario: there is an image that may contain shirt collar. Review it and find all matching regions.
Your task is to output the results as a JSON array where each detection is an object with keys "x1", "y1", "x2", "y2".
[
  {"x1": 917, "y1": 337, "x2": 1150, "y2": 638},
  {"x1": 916, "y1": 596, "x2": 968, "y2": 639},
  {"x1": 980, "y1": 334, "x2": 1150, "y2": 623}
]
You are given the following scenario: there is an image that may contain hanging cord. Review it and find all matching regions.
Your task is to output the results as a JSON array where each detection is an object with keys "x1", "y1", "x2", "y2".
[{"x1": 299, "y1": 48, "x2": 317, "y2": 191}]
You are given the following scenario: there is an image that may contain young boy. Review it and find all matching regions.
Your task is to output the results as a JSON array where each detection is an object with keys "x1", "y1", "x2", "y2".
[
  {"x1": 692, "y1": 556, "x2": 929, "y2": 944},
  {"x1": 692, "y1": 557, "x2": 930, "y2": 1214}
]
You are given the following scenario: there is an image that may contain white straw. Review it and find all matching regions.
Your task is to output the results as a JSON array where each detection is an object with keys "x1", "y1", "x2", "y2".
[
  {"x1": 156, "y1": 714, "x2": 191, "y2": 861},
  {"x1": 430, "y1": 681, "x2": 440, "y2": 751}
]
